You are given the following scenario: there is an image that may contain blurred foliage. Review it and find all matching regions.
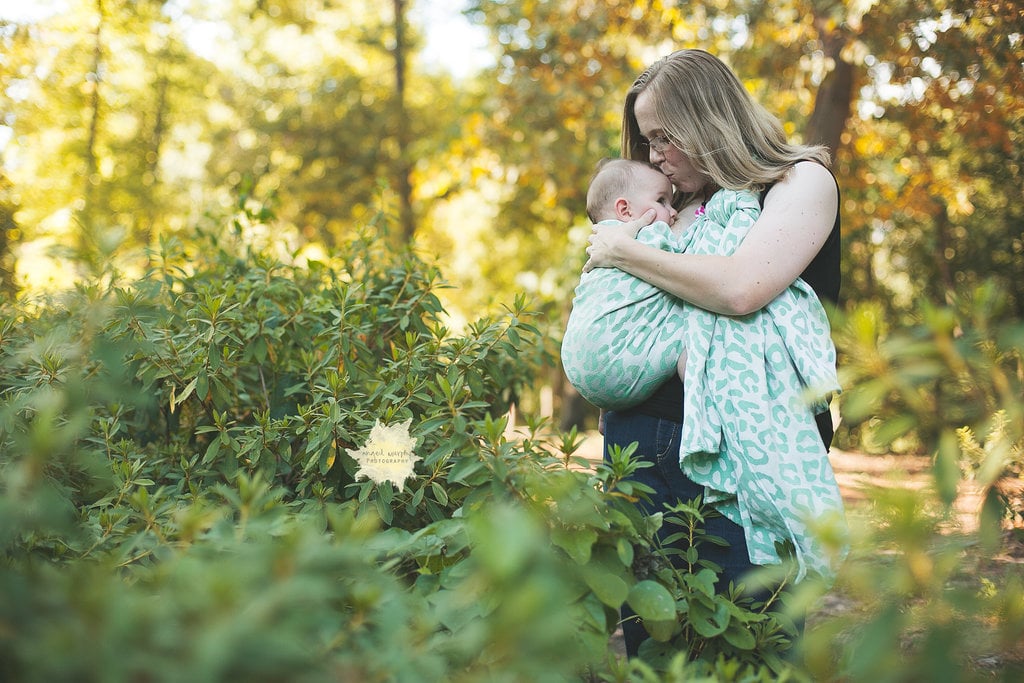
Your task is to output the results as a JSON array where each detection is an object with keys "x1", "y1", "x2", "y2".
[
  {"x1": 805, "y1": 282, "x2": 1024, "y2": 681},
  {"x1": 834, "y1": 279, "x2": 1023, "y2": 464},
  {"x1": 0, "y1": 199, "x2": 1021, "y2": 680}
]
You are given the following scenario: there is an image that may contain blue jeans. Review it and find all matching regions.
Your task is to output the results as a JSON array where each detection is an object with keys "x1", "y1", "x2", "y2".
[{"x1": 604, "y1": 409, "x2": 759, "y2": 657}]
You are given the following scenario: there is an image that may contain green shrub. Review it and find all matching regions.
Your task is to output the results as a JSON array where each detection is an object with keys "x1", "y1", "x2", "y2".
[
  {"x1": 3, "y1": 211, "x2": 741, "y2": 682},
  {"x1": 13, "y1": 206, "x2": 1019, "y2": 681},
  {"x1": 804, "y1": 287, "x2": 1024, "y2": 682}
]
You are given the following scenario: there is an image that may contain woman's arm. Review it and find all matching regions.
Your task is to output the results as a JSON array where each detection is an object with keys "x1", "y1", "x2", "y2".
[{"x1": 584, "y1": 161, "x2": 838, "y2": 316}]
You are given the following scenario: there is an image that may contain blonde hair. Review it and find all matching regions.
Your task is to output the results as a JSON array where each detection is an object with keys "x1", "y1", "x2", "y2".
[
  {"x1": 621, "y1": 49, "x2": 830, "y2": 205},
  {"x1": 585, "y1": 158, "x2": 661, "y2": 223}
]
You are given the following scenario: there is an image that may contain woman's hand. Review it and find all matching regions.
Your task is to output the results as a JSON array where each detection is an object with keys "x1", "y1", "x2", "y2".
[{"x1": 583, "y1": 209, "x2": 656, "y2": 273}]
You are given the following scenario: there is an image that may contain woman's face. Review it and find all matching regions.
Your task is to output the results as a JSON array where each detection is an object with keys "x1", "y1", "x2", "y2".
[{"x1": 633, "y1": 90, "x2": 708, "y2": 195}]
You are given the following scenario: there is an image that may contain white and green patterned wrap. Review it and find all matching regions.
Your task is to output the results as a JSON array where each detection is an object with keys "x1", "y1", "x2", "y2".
[
  {"x1": 561, "y1": 219, "x2": 687, "y2": 410},
  {"x1": 676, "y1": 189, "x2": 847, "y2": 583}
]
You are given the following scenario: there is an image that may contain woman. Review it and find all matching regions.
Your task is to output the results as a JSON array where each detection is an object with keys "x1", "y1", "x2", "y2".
[{"x1": 583, "y1": 49, "x2": 844, "y2": 657}]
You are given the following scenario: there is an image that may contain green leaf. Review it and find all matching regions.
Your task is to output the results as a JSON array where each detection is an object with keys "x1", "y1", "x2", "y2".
[
  {"x1": 378, "y1": 481, "x2": 394, "y2": 505},
  {"x1": 723, "y1": 622, "x2": 756, "y2": 650},
  {"x1": 208, "y1": 342, "x2": 222, "y2": 370},
  {"x1": 580, "y1": 562, "x2": 629, "y2": 608},
  {"x1": 616, "y1": 538, "x2": 634, "y2": 567},
  {"x1": 685, "y1": 568, "x2": 717, "y2": 598},
  {"x1": 196, "y1": 371, "x2": 209, "y2": 401},
  {"x1": 415, "y1": 415, "x2": 450, "y2": 435},
  {"x1": 447, "y1": 456, "x2": 485, "y2": 484},
  {"x1": 873, "y1": 414, "x2": 918, "y2": 448},
  {"x1": 644, "y1": 618, "x2": 677, "y2": 643},
  {"x1": 250, "y1": 336, "x2": 267, "y2": 362},
  {"x1": 688, "y1": 597, "x2": 730, "y2": 638},
  {"x1": 430, "y1": 481, "x2": 449, "y2": 506},
  {"x1": 627, "y1": 580, "x2": 676, "y2": 622},
  {"x1": 551, "y1": 526, "x2": 597, "y2": 564},
  {"x1": 202, "y1": 438, "x2": 221, "y2": 465},
  {"x1": 375, "y1": 494, "x2": 394, "y2": 525}
]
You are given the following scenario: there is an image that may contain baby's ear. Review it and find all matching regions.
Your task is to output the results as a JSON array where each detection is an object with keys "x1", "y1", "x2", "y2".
[{"x1": 614, "y1": 198, "x2": 631, "y2": 220}]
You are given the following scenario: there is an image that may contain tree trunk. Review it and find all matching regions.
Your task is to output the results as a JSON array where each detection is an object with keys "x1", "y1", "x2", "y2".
[
  {"x1": 80, "y1": 0, "x2": 105, "y2": 261},
  {"x1": 141, "y1": 67, "x2": 169, "y2": 257},
  {"x1": 804, "y1": 27, "x2": 855, "y2": 158},
  {"x1": 392, "y1": 0, "x2": 415, "y2": 241},
  {"x1": 558, "y1": 385, "x2": 593, "y2": 433},
  {"x1": 931, "y1": 196, "x2": 958, "y2": 305},
  {"x1": 0, "y1": 174, "x2": 17, "y2": 298}
]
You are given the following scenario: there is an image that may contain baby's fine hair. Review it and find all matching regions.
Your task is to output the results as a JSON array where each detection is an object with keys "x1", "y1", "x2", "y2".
[{"x1": 585, "y1": 158, "x2": 662, "y2": 223}]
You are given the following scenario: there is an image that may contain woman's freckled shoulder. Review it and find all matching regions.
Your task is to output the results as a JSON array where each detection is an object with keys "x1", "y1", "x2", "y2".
[
  {"x1": 790, "y1": 161, "x2": 836, "y2": 190},
  {"x1": 777, "y1": 160, "x2": 818, "y2": 181},
  {"x1": 769, "y1": 163, "x2": 837, "y2": 209}
]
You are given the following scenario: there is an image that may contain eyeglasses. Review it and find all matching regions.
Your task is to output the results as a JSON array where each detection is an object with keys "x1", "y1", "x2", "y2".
[{"x1": 641, "y1": 135, "x2": 673, "y2": 154}]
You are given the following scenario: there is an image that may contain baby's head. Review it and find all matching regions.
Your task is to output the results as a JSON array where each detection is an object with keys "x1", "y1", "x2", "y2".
[{"x1": 586, "y1": 158, "x2": 677, "y2": 225}]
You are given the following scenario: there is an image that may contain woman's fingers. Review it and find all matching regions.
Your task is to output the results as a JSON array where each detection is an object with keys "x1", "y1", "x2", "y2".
[{"x1": 581, "y1": 209, "x2": 654, "y2": 272}]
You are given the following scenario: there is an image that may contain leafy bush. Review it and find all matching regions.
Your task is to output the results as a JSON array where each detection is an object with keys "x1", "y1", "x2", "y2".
[
  {"x1": 7, "y1": 202, "x2": 1019, "y2": 681},
  {"x1": 0, "y1": 208, "x2": 805, "y2": 682},
  {"x1": 804, "y1": 289, "x2": 1024, "y2": 681}
]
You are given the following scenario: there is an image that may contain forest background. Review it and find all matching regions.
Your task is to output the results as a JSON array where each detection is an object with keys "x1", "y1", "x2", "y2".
[
  {"x1": 3, "y1": 0, "x2": 1023, "y2": 449},
  {"x1": 1, "y1": 0, "x2": 1022, "y2": 444},
  {"x1": 1, "y1": 0, "x2": 1023, "y2": 680}
]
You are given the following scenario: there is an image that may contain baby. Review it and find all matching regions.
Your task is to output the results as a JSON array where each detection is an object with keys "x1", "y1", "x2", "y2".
[{"x1": 561, "y1": 159, "x2": 689, "y2": 409}]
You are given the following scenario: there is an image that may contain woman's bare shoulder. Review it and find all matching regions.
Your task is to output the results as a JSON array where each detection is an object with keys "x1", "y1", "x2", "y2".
[
  {"x1": 771, "y1": 161, "x2": 837, "y2": 196},
  {"x1": 760, "y1": 161, "x2": 838, "y2": 219}
]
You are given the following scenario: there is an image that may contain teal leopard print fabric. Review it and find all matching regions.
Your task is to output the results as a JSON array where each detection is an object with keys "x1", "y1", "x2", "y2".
[
  {"x1": 675, "y1": 189, "x2": 846, "y2": 582},
  {"x1": 563, "y1": 188, "x2": 847, "y2": 582},
  {"x1": 561, "y1": 220, "x2": 687, "y2": 409}
]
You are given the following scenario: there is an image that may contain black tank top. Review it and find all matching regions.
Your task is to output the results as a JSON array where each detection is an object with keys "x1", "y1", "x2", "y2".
[{"x1": 621, "y1": 173, "x2": 842, "y2": 447}]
